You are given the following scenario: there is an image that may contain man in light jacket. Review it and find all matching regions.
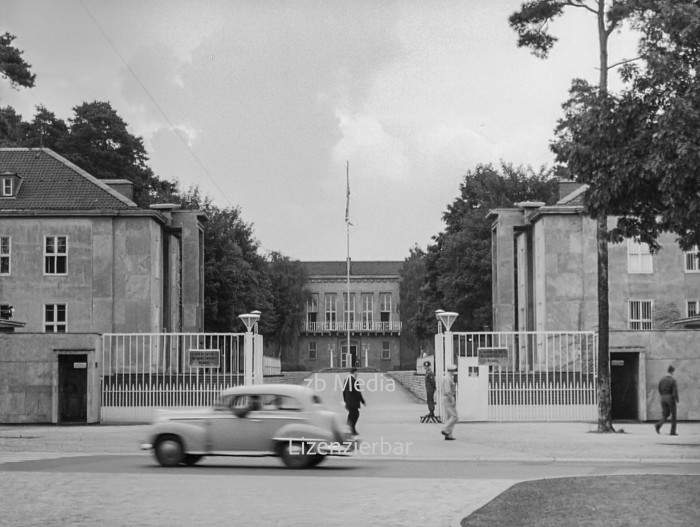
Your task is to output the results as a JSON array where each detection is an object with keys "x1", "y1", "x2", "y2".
[{"x1": 441, "y1": 364, "x2": 458, "y2": 440}]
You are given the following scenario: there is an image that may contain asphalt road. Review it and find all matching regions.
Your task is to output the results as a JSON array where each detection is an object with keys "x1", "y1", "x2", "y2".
[
  {"x1": 3, "y1": 453, "x2": 700, "y2": 479},
  {"x1": 2, "y1": 454, "x2": 698, "y2": 527}
]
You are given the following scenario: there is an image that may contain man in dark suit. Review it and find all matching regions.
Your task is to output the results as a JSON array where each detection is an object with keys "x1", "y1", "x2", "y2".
[
  {"x1": 424, "y1": 361, "x2": 436, "y2": 418},
  {"x1": 655, "y1": 365, "x2": 680, "y2": 436},
  {"x1": 342, "y1": 368, "x2": 366, "y2": 435}
]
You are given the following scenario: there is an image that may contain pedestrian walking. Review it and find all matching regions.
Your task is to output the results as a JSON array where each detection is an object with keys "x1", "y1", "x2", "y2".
[
  {"x1": 424, "y1": 361, "x2": 436, "y2": 418},
  {"x1": 441, "y1": 364, "x2": 458, "y2": 440},
  {"x1": 343, "y1": 368, "x2": 366, "y2": 435},
  {"x1": 655, "y1": 365, "x2": 680, "y2": 436}
]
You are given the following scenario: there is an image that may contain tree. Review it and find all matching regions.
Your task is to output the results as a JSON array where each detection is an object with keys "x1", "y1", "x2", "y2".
[
  {"x1": 180, "y1": 188, "x2": 275, "y2": 334},
  {"x1": 552, "y1": 1, "x2": 700, "y2": 252},
  {"x1": 0, "y1": 33, "x2": 35, "y2": 90},
  {"x1": 60, "y1": 101, "x2": 155, "y2": 206},
  {"x1": 510, "y1": 0, "x2": 637, "y2": 433},
  {"x1": 265, "y1": 252, "x2": 309, "y2": 365},
  {"x1": 399, "y1": 245, "x2": 429, "y2": 366},
  {"x1": 418, "y1": 163, "x2": 559, "y2": 336}
]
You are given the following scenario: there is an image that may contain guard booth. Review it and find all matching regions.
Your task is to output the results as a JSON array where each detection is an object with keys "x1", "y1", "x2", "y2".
[{"x1": 434, "y1": 313, "x2": 598, "y2": 422}]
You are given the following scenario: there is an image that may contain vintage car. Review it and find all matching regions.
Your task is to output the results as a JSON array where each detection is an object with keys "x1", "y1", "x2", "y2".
[{"x1": 141, "y1": 384, "x2": 356, "y2": 468}]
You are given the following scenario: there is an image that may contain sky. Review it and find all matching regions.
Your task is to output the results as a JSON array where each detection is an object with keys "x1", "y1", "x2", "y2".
[{"x1": 1, "y1": 0, "x2": 639, "y2": 262}]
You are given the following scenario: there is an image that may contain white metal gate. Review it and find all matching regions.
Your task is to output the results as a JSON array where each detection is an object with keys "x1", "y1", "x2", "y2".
[
  {"x1": 437, "y1": 331, "x2": 597, "y2": 421},
  {"x1": 100, "y1": 332, "x2": 261, "y2": 423}
]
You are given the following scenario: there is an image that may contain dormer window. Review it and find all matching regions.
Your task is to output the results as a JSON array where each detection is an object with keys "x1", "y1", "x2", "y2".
[{"x1": 1, "y1": 172, "x2": 21, "y2": 197}]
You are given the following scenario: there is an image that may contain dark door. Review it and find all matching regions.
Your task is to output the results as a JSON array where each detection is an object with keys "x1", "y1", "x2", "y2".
[
  {"x1": 611, "y1": 353, "x2": 638, "y2": 420},
  {"x1": 58, "y1": 354, "x2": 88, "y2": 423}
]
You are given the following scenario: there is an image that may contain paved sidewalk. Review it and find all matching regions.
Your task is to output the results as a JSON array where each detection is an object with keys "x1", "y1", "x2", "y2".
[{"x1": 1, "y1": 372, "x2": 698, "y2": 464}]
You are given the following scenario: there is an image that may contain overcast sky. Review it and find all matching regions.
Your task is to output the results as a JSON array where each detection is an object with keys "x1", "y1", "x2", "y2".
[{"x1": 1, "y1": 0, "x2": 638, "y2": 261}]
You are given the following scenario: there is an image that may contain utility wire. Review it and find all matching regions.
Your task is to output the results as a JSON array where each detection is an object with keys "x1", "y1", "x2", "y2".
[{"x1": 78, "y1": 0, "x2": 234, "y2": 208}]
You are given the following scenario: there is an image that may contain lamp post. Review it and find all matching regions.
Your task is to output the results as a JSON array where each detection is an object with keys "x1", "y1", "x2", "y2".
[
  {"x1": 238, "y1": 311, "x2": 261, "y2": 385},
  {"x1": 435, "y1": 309, "x2": 459, "y2": 422}
]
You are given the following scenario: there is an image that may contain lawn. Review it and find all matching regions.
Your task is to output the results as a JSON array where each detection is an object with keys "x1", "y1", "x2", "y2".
[{"x1": 462, "y1": 475, "x2": 700, "y2": 527}]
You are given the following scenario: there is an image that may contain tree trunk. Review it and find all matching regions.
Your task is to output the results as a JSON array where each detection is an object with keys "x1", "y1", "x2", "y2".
[
  {"x1": 595, "y1": 0, "x2": 614, "y2": 432},
  {"x1": 596, "y1": 216, "x2": 614, "y2": 431}
]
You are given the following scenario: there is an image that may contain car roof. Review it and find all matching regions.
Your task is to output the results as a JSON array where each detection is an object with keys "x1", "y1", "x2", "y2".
[{"x1": 220, "y1": 383, "x2": 315, "y2": 399}]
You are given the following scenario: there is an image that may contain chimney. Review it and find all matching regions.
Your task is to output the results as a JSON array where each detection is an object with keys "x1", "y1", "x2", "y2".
[
  {"x1": 103, "y1": 179, "x2": 134, "y2": 200},
  {"x1": 558, "y1": 180, "x2": 583, "y2": 201}
]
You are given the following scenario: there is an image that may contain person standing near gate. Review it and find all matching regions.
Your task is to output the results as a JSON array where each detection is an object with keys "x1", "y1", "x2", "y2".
[
  {"x1": 424, "y1": 361, "x2": 436, "y2": 418},
  {"x1": 343, "y1": 368, "x2": 366, "y2": 436},
  {"x1": 441, "y1": 364, "x2": 458, "y2": 440},
  {"x1": 655, "y1": 365, "x2": 680, "y2": 436}
]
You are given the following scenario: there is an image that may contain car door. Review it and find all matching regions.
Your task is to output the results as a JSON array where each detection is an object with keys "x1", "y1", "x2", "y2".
[
  {"x1": 234, "y1": 394, "x2": 308, "y2": 452},
  {"x1": 207, "y1": 394, "x2": 256, "y2": 453}
]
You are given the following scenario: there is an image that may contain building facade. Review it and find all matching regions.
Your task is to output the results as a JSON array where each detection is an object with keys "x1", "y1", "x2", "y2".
[
  {"x1": 0, "y1": 148, "x2": 206, "y2": 423},
  {"x1": 488, "y1": 181, "x2": 700, "y2": 420},
  {"x1": 298, "y1": 261, "x2": 402, "y2": 372}
]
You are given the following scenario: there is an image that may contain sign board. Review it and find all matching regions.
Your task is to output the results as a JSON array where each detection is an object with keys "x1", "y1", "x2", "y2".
[
  {"x1": 73, "y1": 362, "x2": 87, "y2": 369},
  {"x1": 188, "y1": 349, "x2": 220, "y2": 369},
  {"x1": 477, "y1": 347, "x2": 509, "y2": 367}
]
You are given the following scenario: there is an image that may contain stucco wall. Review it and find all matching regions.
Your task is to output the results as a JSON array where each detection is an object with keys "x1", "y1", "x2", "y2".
[
  {"x1": 610, "y1": 329, "x2": 700, "y2": 420},
  {"x1": 0, "y1": 333, "x2": 101, "y2": 423}
]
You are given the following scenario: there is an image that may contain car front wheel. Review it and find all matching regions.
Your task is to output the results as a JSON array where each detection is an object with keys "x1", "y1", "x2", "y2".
[
  {"x1": 154, "y1": 436, "x2": 184, "y2": 467},
  {"x1": 280, "y1": 442, "x2": 313, "y2": 469}
]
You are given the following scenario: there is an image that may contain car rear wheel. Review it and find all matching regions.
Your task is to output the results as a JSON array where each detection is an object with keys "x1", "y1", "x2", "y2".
[
  {"x1": 182, "y1": 455, "x2": 202, "y2": 466},
  {"x1": 309, "y1": 454, "x2": 326, "y2": 467},
  {"x1": 280, "y1": 442, "x2": 313, "y2": 469},
  {"x1": 154, "y1": 436, "x2": 184, "y2": 467}
]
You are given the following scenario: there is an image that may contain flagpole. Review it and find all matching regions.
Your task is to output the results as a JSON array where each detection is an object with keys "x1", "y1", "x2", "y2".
[{"x1": 346, "y1": 161, "x2": 351, "y2": 369}]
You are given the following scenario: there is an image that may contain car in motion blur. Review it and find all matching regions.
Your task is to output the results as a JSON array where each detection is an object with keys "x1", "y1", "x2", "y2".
[{"x1": 141, "y1": 384, "x2": 356, "y2": 468}]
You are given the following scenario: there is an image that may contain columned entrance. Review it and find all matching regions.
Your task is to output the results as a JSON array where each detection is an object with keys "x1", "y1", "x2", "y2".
[{"x1": 341, "y1": 343, "x2": 358, "y2": 368}]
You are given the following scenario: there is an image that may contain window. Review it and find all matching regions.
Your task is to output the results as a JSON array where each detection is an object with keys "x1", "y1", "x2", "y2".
[
  {"x1": 629, "y1": 300, "x2": 653, "y2": 330},
  {"x1": 684, "y1": 247, "x2": 700, "y2": 272},
  {"x1": 45, "y1": 304, "x2": 67, "y2": 333},
  {"x1": 308, "y1": 341, "x2": 317, "y2": 360},
  {"x1": 627, "y1": 239, "x2": 652, "y2": 274},
  {"x1": 379, "y1": 293, "x2": 392, "y2": 326},
  {"x1": 361, "y1": 293, "x2": 373, "y2": 329},
  {"x1": 343, "y1": 293, "x2": 355, "y2": 327},
  {"x1": 307, "y1": 294, "x2": 318, "y2": 325},
  {"x1": 687, "y1": 300, "x2": 699, "y2": 318},
  {"x1": 45, "y1": 236, "x2": 67, "y2": 275},
  {"x1": 324, "y1": 294, "x2": 337, "y2": 328},
  {"x1": 381, "y1": 341, "x2": 390, "y2": 360},
  {"x1": 0, "y1": 236, "x2": 9, "y2": 275},
  {"x1": 1, "y1": 177, "x2": 12, "y2": 196}
]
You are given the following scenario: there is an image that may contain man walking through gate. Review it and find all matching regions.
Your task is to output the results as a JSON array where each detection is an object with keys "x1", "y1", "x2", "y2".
[
  {"x1": 343, "y1": 368, "x2": 366, "y2": 436},
  {"x1": 655, "y1": 365, "x2": 680, "y2": 436},
  {"x1": 441, "y1": 364, "x2": 458, "y2": 440}
]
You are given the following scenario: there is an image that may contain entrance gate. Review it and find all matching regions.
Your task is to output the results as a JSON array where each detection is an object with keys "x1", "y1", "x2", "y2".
[
  {"x1": 435, "y1": 331, "x2": 598, "y2": 421},
  {"x1": 100, "y1": 332, "x2": 262, "y2": 423}
]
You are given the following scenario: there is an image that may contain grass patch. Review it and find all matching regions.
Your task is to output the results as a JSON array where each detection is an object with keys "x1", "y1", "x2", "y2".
[{"x1": 462, "y1": 475, "x2": 700, "y2": 527}]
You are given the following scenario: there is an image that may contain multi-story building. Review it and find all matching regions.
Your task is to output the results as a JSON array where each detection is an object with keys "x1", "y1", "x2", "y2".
[
  {"x1": 298, "y1": 261, "x2": 402, "y2": 372},
  {"x1": 0, "y1": 148, "x2": 206, "y2": 423},
  {"x1": 488, "y1": 181, "x2": 700, "y2": 421}
]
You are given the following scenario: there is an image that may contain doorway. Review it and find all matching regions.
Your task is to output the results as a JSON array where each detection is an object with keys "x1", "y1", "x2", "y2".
[
  {"x1": 58, "y1": 354, "x2": 88, "y2": 423},
  {"x1": 341, "y1": 344, "x2": 358, "y2": 368},
  {"x1": 611, "y1": 352, "x2": 639, "y2": 420}
]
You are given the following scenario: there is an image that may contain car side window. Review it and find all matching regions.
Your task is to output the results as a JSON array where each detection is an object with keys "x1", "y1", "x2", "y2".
[
  {"x1": 276, "y1": 396, "x2": 302, "y2": 411},
  {"x1": 232, "y1": 394, "x2": 261, "y2": 412}
]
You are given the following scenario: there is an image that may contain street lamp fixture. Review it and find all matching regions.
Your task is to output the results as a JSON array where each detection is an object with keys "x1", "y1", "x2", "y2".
[
  {"x1": 436, "y1": 311, "x2": 459, "y2": 332},
  {"x1": 238, "y1": 311, "x2": 261, "y2": 332}
]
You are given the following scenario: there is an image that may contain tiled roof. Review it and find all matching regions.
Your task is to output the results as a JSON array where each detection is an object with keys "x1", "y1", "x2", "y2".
[
  {"x1": 303, "y1": 261, "x2": 403, "y2": 277},
  {"x1": 0, "y1": 148, "x2": 136, "y2": 211}
]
